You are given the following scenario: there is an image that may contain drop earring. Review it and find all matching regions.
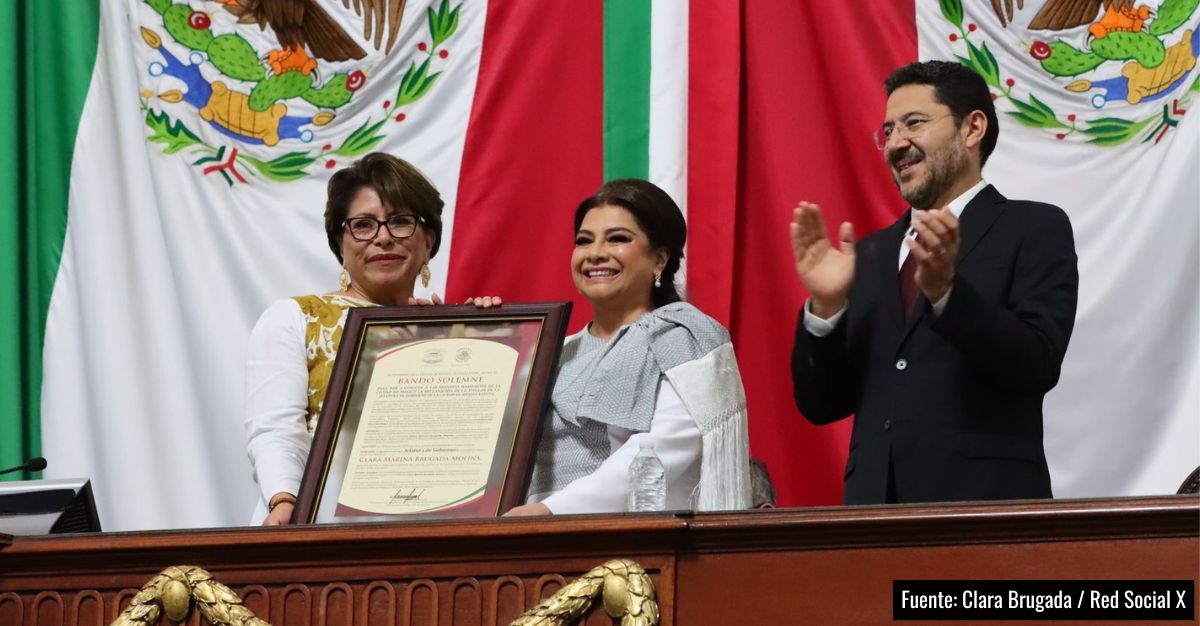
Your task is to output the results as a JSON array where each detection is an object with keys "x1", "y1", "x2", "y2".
[
  {"x1": 420, "y1": 264, "x2": 431, "y2": 288},
  {"x1": 340, "y1": 268, "x2": 350, "y2": 290},
  {"x1": 653, "y1": 270, "x2": 662, "y2": 288}
]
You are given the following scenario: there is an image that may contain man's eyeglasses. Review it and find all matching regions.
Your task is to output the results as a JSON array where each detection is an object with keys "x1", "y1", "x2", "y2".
[
  {"x1": 343, "y1": 214, "x2": 422, "y2": 241},
  {"x1": 874, "y1": 114, "x2": 953, "y2": 150}
]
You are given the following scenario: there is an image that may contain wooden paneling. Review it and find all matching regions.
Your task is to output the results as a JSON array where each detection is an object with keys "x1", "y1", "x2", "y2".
[
  {"x1": 0, "y1": 514, "x2": 680, "y2": 626},
  {"x1": 0, "y1": 497, "x2": 1194, "y2": 625},
  {"x1": 0, "y1": 572, "x2": 672, "y2": 626}
]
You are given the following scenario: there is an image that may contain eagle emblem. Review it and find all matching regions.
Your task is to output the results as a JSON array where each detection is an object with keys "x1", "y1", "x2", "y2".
[
  {"x1": 218, "y1": 0, "x2": 407, "y2": 64},
  {"x1": 136, "y1": 0, "x2": 461, "y2": 184},
  {"x1": 939, "y1": 0, "x2": 1199, "y2": 145}
]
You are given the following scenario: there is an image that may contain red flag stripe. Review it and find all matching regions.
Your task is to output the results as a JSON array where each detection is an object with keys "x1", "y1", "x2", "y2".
[
  {"x1": 448, "y1": 1, "x2": 604, "y2": 330},
  {"x1": 730, "y1": 1, "x2": 917, "y2": 505},
  {"x1": 686, "y1": 0, "x2": 743, "y2": 328}
]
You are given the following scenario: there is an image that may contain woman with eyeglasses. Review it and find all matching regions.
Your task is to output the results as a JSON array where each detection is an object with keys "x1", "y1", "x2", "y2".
[
  {"x1": 505, "y1": 179, "x2": 752, "y2": 516},
  {"x1": 243, "y1": 153, "x2": 497, "y2": 525}
]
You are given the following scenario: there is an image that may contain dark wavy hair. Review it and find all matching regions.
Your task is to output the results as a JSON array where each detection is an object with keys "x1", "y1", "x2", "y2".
[
  {"x1": 884, "y1": 60, "x2": 999, "y2": 166},
  {"x1": 324, "y1": 153, "x2": 444, "y2": 264},
  {"x1": 573, "y1": 179, "x2": 685, "y2": 308}
]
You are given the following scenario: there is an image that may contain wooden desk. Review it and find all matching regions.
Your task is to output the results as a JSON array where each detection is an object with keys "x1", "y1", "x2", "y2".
[{"x1": 0, "y1": 496, "x2": 1195, "y2": 625}]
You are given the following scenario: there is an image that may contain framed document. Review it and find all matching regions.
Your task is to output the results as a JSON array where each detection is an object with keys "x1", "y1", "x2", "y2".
[{"x1": 293, "y1": 302, "x2": 572, "y2": 524}]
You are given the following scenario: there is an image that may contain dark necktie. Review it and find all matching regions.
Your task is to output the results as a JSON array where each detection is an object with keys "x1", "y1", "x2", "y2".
[{"x1": 899, "y1": 251, "x2": 919, "y2": 321}]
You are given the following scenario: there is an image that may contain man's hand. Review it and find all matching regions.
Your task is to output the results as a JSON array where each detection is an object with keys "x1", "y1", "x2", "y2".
[
  {"x1": 791, "y1": 202, "x2": 855, "y2": 318},
  {"x1": 908, "y1": 208, "x2": 959, "y2": 303}
]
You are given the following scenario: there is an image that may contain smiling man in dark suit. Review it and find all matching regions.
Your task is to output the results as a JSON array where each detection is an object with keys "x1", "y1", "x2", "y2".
[{"x1": 790, "y1": 60, "x2": 1079, "y2": 505}]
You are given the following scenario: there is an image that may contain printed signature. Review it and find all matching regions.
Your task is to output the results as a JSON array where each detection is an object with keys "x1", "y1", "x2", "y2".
[{"x1": 390, "y1": 487, "x2": 426, "y2": 503}]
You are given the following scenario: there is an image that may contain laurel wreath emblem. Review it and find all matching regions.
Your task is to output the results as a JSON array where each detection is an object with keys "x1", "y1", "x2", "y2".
[
  {"x1": 138, "y1": 0, "x2": 462, "y2": 185},
  {"x1": 938, "y1": 0, "x2": 1198, "y2": 146}
]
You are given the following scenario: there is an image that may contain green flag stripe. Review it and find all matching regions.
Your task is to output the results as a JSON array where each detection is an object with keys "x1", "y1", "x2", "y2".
[
  {"x1": 603, "y1": 0, "x2": 651, "y2": 180},
  {"x1": 0, "y1": 1, "x2": 100, "y2": 475},
  {"x1": 0, "y1": 1, "x2": 19, "y2": 472}
]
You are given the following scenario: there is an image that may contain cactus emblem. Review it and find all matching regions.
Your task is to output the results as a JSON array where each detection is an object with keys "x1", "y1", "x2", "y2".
[
  {"x1": 939, "y1": 0, "x2": 1198, "y2": 146},
  {"x1": 137, "y1": 0, "x2": 462, "y2": 184}
]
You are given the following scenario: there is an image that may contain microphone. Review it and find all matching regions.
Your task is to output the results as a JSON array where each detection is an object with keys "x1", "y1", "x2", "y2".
[{"x1": 0, "y1": 457, "x2": 47, "y2": 476}]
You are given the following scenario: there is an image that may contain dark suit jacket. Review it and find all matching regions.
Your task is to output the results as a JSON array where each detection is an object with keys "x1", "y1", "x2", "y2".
[{"x1": 791, "y1": 185, "x2": 1078, "y2": 505}]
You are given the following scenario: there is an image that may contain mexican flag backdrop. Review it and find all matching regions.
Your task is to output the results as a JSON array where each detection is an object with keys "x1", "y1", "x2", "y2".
[{"x1": 0, "y1": 0, "x2": 1194, "y2": 529}]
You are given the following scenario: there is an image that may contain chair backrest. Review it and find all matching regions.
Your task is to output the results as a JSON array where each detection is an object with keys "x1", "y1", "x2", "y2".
[{"x1": 1178, "y1": 466, "x2": 1200, "y2": 495}]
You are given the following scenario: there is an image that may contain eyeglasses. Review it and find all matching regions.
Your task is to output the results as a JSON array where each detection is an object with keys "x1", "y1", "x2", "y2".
[
  {"x1": 874, "y1": 114, "x2": 953, "y2": 150},
  {"x1": 343, "y1": 214, "x2": 423, "y2": 241}
]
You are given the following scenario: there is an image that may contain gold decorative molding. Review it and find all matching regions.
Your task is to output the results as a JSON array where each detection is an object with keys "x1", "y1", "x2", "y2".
[
  {"x1": 511, "y1": 559, "x2": 658, "y2": 626},
  {"x1": 110, "y1": 565, "x2": 271, "y2": 626}
]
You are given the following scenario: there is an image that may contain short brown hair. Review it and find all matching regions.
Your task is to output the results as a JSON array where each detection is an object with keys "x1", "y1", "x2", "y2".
[{"x1": 324, "y1": 153, "x2": 444, "y2": 264}]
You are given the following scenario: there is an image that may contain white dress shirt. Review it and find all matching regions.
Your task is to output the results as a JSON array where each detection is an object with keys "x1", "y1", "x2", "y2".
[{"x1": 804, "y1": 178, "x2": 987, "y2": 335}]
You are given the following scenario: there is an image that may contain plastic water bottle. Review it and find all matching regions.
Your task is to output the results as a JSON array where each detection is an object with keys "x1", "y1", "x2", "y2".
[{"x1": 628, "y1": 439, "x2": 667, "y2": 512}]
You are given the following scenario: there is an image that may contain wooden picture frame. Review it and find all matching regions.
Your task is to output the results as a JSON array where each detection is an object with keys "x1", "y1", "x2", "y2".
[{"x1": 293, "y1": 302, "x2": 572, "y2": 524}]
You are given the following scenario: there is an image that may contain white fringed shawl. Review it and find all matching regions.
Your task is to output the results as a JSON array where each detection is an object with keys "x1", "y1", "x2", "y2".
[{"x1": 665, "y1": 342, "x2": 752, "y2": 510}]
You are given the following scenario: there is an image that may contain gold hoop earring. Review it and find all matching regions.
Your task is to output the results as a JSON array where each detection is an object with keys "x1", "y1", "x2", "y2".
[
  {"x1": 420, "y1": 264, "x2": 431, "y2": 288},
  {"x1": 340, "y1": 268, "x2": 350, "y2": 290},
  {"x1": 654, "y1": 270, "x2": 662, "y2": 289}
]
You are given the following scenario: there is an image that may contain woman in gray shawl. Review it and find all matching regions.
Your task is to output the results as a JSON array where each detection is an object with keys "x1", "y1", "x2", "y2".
[{"x1": 507, "y1": 179, "x2": 752, "y2": 515}]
